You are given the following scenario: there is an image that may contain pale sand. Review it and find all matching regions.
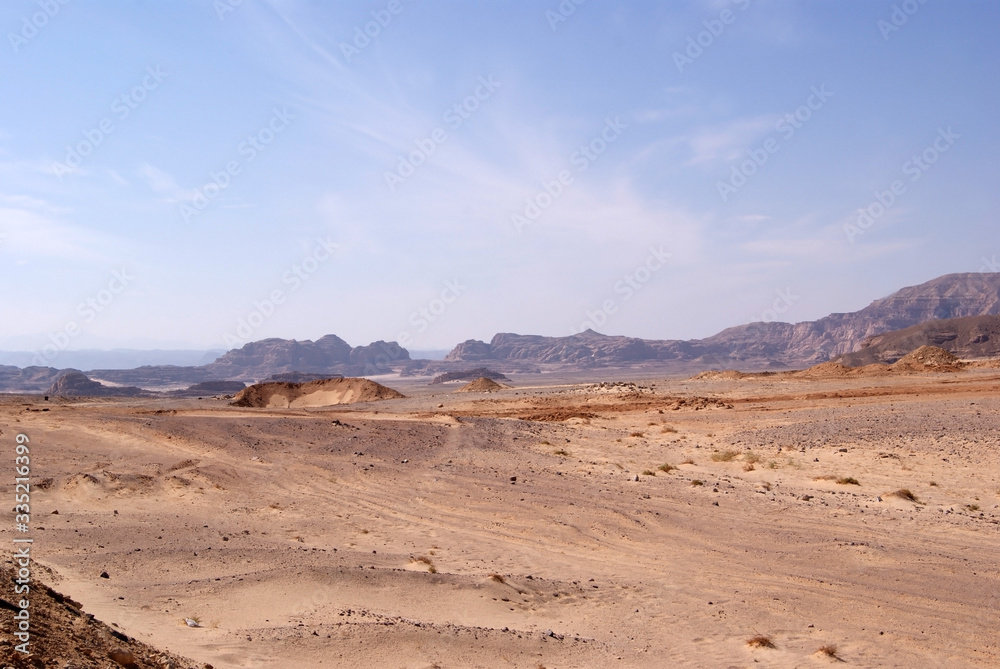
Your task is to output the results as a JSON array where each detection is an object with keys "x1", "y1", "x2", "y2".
[{"x1": 6, "y1": 368, "x2": 1000, "y2": 667}]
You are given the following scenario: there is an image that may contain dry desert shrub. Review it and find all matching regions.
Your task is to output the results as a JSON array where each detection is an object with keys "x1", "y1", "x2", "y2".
[
  {"x1": 489, "y1": 573, "x2": 505, "y2": 583},
  {"x1": 691, "y1": 479, "x2": 704, "y2": 486},
  {"x1": 553, "y1": 449, "x2": 570, "y2": 456},
  {"x1": 742, "y1": 463, "x2": 755, "y2": 472},
  {"x1": 929, "y1": 481, "x2": 939, "y2": 487},
  {"x1": 657, "y1": 463, "x2": 676, "y2": 473},
  {"x1": 681, "y1": 458, "x2": 695, "y2": 465},
  {"x1": 886, "y1": 488, "x2": 919, "y2": 503},
  {"x1": 816, "y1": 644, "x2": 839, "y2": 658},
  {"x1": 711, "y1": 450, "x2": 739, "y2": 462},
  {"x1": 630, "y1": 431, "x2": 645, "y2": 438},
  {"x1": 836, "y1": 477, "x2": 860, "y2": 485},
  {"x1": 413, "y1": 556, "x2": 437, "y2": 573},
  {"x1": 746, "y1": 634, "x2": 775, "y2": 649},
  {"x1": 661, "y1": 425, "x2": 678, "y2": 433},
  {"x1": 966, "y1": 504, "x2": 980, "y2": 511},
  {"x1": 744, "y1": 451, "x2": 761, "y2": 464},
  {"x1": 642, "y1": 469, "x2": 656, "y2": 476}
]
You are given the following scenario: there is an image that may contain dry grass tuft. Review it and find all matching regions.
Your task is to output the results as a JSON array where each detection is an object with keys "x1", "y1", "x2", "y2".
[
  {"x1": 742, "y1": 463, "x2": 755, "y2": 472},
  {"x1": 816, "y1": 644, "x2": 839, "y2": 658},
  {"x1": 681, "y1": 458, "x2": 695, "y2": 465},
  {"x1": 691, "y1": 479, "x2": 704, "y2": 486},
  {"x1": 661, "y1": 425, "x2": 678, "y2": 433},
  {"x1": 657, "y1": 463, "x2": 676, "y2": 473},
  {"x1": 641, "y1": 469, "x2": 656, "y2": 476},
  {"x1": 746, "y1": 634, "x2": 775, "y2": 649},
  {"x1": 886, "y1": 488, "x2": 919, "y2": 503},
  {"x1": 629, "y1": 431, "x2": 645, "y2": 438},
  {"x1": 929, "y1": 481, "x2": 939, "y2": 487},
  {"x1": 744, "y1": 451, "x2": 761, "y2": 464},
  {"x1": 553, "y1": 449, "x2": 570, "y2": 456},
  {"x1": 966, "y1": 504, "x2": 980, "y2": 512},
  {"x1": 711, "y1": 450, "x2": 739, "y2": 462},
  {"x1": 836, "y1": 477, "x2": 860, "y2": 485},
  {"x1": 489, "y1": 573, "x2": 505, "y2": 583},
  {"x1": 414, "y1": 555, "x2": 437, "y2": 573}
]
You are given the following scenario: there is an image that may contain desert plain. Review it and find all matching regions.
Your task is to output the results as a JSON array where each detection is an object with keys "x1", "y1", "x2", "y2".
[{"x1": 3, "y1": 365, "x2": 1000, "y2": 668}]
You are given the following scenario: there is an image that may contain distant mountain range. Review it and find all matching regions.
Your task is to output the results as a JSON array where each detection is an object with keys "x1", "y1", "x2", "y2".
[
  {"x1": 4, "y1": 272, "x2": 1000, "y2": 394},
  {"x1": 444, "y1": 273, "x2": 1000, "y2": 369}
]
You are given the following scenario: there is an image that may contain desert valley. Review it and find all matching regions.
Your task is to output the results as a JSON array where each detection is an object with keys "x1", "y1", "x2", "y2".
[{"x1": 2, "y1": 274, "x2": 1000, "y2": 668}]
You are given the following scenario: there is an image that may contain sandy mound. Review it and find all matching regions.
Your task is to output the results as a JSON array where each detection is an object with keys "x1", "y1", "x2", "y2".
[
  {"x1": 231, "y1": 377, "x2": 405, "y2": 408},
  {"x1": 892, "y1": 345, "x2": 964, "y2": 371},
  {"x1": 690, "y1": 370, "x2": 752, "y2": 380},
  {"x1": 457, "y1": 377, "x2": 511, "y2": 392}
]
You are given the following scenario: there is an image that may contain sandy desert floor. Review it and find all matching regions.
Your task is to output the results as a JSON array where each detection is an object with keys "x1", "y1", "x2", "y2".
[{"x1": 3, "y1": 369, "x2": 1000, "y2": 668}]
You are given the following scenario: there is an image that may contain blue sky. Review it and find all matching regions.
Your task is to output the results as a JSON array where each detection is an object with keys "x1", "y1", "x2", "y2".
[{"x1": 1, "y1": 0, "x2": 998, "y2": 355}]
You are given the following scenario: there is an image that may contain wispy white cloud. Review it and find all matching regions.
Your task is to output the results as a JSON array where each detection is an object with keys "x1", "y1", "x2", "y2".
[
  {"x1": 138, "y1": 163, "x2": 186, "y2": 202},
  {"x1": 0, "y1": 205, "x2": 123, "y2": 263},
  {"x1": 683, "y1": 115, "x2": 775, "y2": 165}
]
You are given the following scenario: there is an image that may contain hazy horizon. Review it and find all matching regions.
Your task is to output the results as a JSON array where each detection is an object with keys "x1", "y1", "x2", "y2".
[{"x1": 3, "y1": 1, "x2": 998, "y2": 356}]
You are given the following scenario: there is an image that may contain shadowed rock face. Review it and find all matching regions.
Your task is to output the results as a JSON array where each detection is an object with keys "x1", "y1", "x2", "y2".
[
  {"x1": 445, "y1": 273, "x2": 1000, "y2": 368},
  {"x1": 837, "y1": 315, "x2": 1000, "y2": 365}
]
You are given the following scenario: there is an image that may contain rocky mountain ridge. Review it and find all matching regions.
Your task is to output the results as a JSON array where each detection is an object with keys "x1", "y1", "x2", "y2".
[{"x1": 446, "y1": 273, "x2": 1000, "y2": 368}]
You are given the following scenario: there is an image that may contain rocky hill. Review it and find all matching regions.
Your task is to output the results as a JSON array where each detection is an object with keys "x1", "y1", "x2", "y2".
[
  {"x1": 88, "y1": 335, "x2": 410, "y2": 387},
  {"x1": 836, "y1": 315, "x2": 1000, "y2": 366},
  {"x1": 0, "y1": 365, "x2": 65, "y2": 393},
  {"x1": 446, "y1": 273, "x2": 1000, "y2": 369},
  {"x1": 46, "y1": 371, "x2": 145, "y2": 397}
]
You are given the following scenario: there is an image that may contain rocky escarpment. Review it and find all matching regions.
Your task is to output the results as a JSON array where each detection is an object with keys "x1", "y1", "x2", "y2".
[{"x1": 837, "y1": 315, "x2": 1000, "y2": 366}]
